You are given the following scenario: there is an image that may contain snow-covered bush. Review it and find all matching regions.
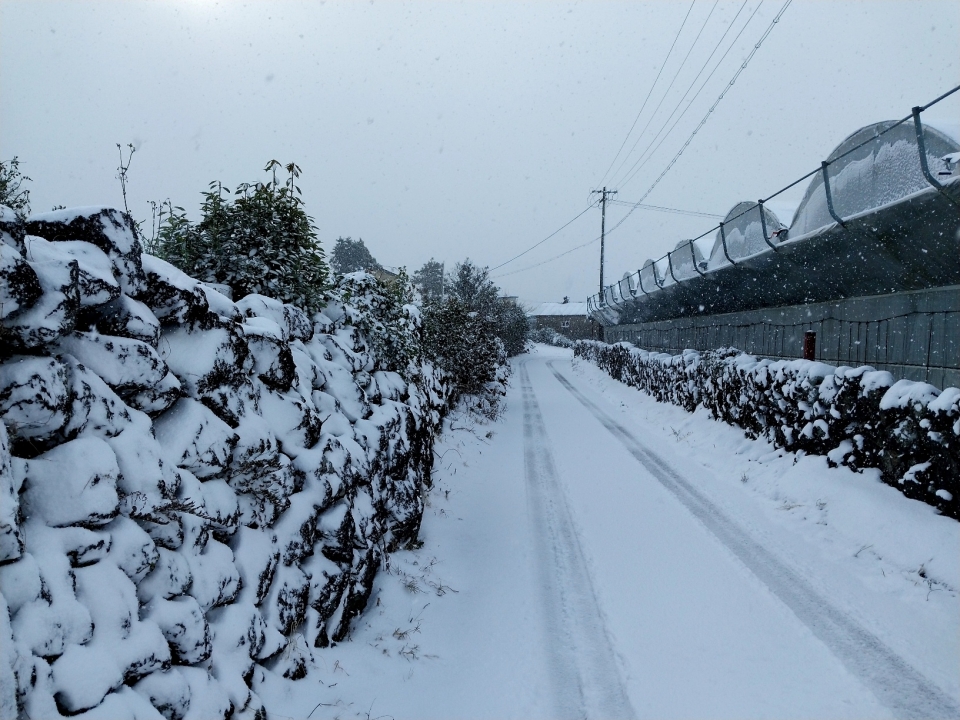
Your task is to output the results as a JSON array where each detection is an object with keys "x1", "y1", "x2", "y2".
[
  {"x1": 575, "y1": 340, "x2": 959, "y2": 520},
  {"x1": 419, "y1": 260, "x2": 525, "y2": 417},
  {"x1": 529, "y1": 327, "x2": 574, "y2": 348},
  {"x1": 0, "y1": 157, "x2": 31, "y2": 218},
  {"x1": 1, "y1": 204, "x2": 451, "y2": 718}
]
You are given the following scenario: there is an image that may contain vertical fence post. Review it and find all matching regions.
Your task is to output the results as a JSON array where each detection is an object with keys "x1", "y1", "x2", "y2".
[
  {"x1": 719, "y1": 222, "x2": 737, "y2": 265},
  {"x1": 821, "y1": 161, "x2": 846, "y2": 227},
  {"x1": 689, "y1": 240, "x2": 706, "y2": 276},
  {"x1": 666, "y1": 251, "x2": 680, "y2": 284},
  {"x1": 758, "y1": 200, "x2": 779, "y2": 251},
  {"x1": 913, "y1": 106, "x2": 960, "y2": 208},
  {"x1": 637, "y1": 269, "x2": 650, "y2": 296}
]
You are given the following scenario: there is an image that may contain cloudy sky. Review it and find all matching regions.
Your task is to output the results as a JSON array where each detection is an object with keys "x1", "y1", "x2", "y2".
[{"x1": 2, "y1": 0, "x2": 958, "y2": 304}]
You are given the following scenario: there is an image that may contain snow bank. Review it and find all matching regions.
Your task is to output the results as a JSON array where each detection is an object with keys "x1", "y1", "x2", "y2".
[
  {"x1": 575, "y1": 340, "x2": 959, "y2": 519},
  {"x1": 0, "y1": 206, "x2": 451, "y2": 718}
]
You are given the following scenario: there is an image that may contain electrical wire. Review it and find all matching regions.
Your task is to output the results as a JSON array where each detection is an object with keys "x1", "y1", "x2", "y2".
[
  {"x1": 487, "y1": 203, "x2": 596, "y2": 272},
  {"x1": 489, "y1": 1, "x2": 777, "y2": 282},
  {"x1": 607, "y1": 0, "x2": 792, "y2": 236},
  {"x1": 594, "y1": 0, "x2": 697, "y2": 190},
  {"x1": 492, "y1": 199, "x2": 724, "y2": 279},
  {"x1": 606, "y1": 0, "x2": 721, "y2": 185},
  {"x1": 492, "y1": 232, "x2": 603, "y2": 279},
  {"x1": 613, "y1": 0, "x2": 758, "y2": 189},
  {"x1": 606, "y1": 199, "x2": 723, "y2": 218}
]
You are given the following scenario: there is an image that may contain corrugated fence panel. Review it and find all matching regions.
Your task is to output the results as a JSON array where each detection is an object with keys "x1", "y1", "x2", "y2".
[{"x1": 605, "y1": 286, "x2": 959, "y2": 389}]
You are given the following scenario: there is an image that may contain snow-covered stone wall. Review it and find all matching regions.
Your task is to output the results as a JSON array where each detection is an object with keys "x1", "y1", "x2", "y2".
[
  {"x1": 575, "y1": 340, "x2": 959, "y2": 520},
  {"x1": 0, "y1": 206, "x2": 450, "y2": 719}
]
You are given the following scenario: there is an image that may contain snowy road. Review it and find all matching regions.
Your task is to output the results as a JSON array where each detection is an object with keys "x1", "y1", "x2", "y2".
[
  {"x1": 266, "y1": 346, "x2": 960, "y2": 719},
  {"x1": 520, "y1": 362, "x2": 636, "y2": 719},
  {"x1": 538, "y1": 357, "x2": 956, "y2": 719}
]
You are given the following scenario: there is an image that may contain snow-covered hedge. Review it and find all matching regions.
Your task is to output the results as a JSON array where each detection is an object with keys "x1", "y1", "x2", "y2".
[
  {"x1": 528, "y1": 327, "x2": 574, "y2": 348},
  {"x1": 575, "y1": 340, "x2": 959, "y2": 520},
  {"x1": 0, "y1": 206, "x2": 450, "y2": 719}
]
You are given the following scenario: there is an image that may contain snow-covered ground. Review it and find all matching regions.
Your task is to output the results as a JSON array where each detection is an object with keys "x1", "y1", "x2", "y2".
[{"x1": 262, "y1": 345, "x2": 959, "y2": 719}]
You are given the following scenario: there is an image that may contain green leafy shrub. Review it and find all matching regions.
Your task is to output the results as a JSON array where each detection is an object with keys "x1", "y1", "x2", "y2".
[
  {"x1": 0, "y1": 157, "x2": 31, "y2": 217},
  {"x1": 151, "y1": 161, "x2": 328, "y2": 312}
]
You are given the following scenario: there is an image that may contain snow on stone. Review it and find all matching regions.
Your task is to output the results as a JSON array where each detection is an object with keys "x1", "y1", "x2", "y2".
[
  {"x1": 576, "y1": 339, "x2": 960, "y2": 519},
  {"x1": 0, "y1": 591, "x2": 17, "y2": 719},
  {"x1": 0, "y1": 204, "x2": 454, "y2": 719},
  {"x1": 91, "y1": 294, "x2": 162, "y2": 348},
  {"x1": 25, "y1": 236, "x2": 120, "y2": 308},
  {"x1": 26, "y1": 206, "x2": 146, "y2": 296},
  {"x1": 55, "y1": 331, "x2": 179, "y2": 414},
  {"x1": 0, "y1": 424, "x2": 22, "y2": 562},
  {"x1": 0, "y1": 205, "x2": 26, "y2": 252},
  {"x1": 153, "y1": 399, "x2": 237, "y2": 479},
  {"x1": 0, "y1": 242, "x2": 41, "y2": 320},
  {"x1": 20, "y1": 437, "x2": 120, "y2": 527},
  {"x1": 1, "y1": 253, "x2": 79, "y2": 350},
  {"x1": 139, "y1": 254, "x2": 211, "y2": 325}
]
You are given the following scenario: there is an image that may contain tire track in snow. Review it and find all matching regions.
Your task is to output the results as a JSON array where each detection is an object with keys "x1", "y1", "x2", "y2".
[
  {"x1": 520, "y1": 361, "x2": 636, "y2": 720},
  {"x1": 548, "y1": 360, "x2": 960, "y2": 720}
]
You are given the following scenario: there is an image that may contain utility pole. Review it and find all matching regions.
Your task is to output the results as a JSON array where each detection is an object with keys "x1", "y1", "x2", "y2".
[{"x1": 591, "y1": 187, "x2": 617, "y2": 299}]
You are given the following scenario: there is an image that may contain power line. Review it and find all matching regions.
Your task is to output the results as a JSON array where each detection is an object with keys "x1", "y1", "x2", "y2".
[
  {"x1": 492, "y1": 233, "x2": 603, "y2": 279},
  {"x1": 490, "y1": 199, "x2": 721, "y2": 280},
  {"x1": 606, "y1": 0, "x2": 792, "y2": 237},
  {"x1": 491, "y1": 200, "x2": 725, "y2": 280},
  {"x1": 607, "y1": 0, "x2": 721, "y2": 185},
  {"x1": 495, "y1": 0, "x2": 791, "y2": 283},
  {"x1": 631, "y1": 0, "x2": 793, "y2": 201},
  {"x1": 594, "y1": 0, "x2": 697, "y2": 190},
  {"x1": 487, "y1": 203, "x2": 595, "y2": 272},
  {"x1": 607, "y1": 199, "x2": 723, "y2": 218},
  {"x1": 613, "y1": 0, "x2": 757, "y2": 189}
]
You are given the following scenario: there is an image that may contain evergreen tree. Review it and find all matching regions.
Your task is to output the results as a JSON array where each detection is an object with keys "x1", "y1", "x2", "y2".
[
  {"x1": 412, "y1": 258, "x2": 444, "y2": 301},
  {"x1": 445, "y1": 259, "x2": 499, "y2": 311},
  {"x1": 330, "y1": 236, "x2": 379, "y2": 274}
]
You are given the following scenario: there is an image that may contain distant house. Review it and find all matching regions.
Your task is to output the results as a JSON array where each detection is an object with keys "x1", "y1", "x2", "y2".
[
  {"x1": 528, "y1": 298, "x2": 599, "y2": 340},
  {"x1": 370, "y1": 266, "x2": 400, "y2": 285}
]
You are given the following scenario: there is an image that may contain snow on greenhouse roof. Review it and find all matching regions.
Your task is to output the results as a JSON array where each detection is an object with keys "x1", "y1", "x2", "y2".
[{"x1": 528, "y1": 302, "x2": 588, "y2": 317}]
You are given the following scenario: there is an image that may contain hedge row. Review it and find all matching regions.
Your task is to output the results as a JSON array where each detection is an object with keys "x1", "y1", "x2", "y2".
[{"x1": 575, "y1": 340, "x2": 959, "y2": 520}]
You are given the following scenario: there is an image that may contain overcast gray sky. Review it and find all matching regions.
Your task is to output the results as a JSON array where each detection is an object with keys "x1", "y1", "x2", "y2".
[{"x1": 2, "y1": 0, "x2": 958, "y2": 304}]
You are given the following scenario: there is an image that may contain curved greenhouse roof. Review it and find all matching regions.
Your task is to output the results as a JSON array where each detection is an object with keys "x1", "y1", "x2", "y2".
[
  {"x1": 789, "y1": 120, "x2": 959, "y2": 238},
  {"x1": 707, "y1": 202, "x2": 786, "y2": 270}
]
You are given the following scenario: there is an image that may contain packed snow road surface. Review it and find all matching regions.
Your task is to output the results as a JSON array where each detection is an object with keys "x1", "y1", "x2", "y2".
[
  {"x1": 520, "y1": 362, "x2": 636, "y2": 719},
  {"x1": 543, "y1": 359, "x2": 956, "y2": 720},
  {"x1": 266, "y1": 346, "x2": 959, "y2": 719}
]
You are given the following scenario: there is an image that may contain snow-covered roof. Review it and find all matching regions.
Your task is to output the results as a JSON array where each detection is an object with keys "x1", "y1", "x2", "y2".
[{"x1": 528, "y1": 302, "x2": 588, "y2": 317}]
